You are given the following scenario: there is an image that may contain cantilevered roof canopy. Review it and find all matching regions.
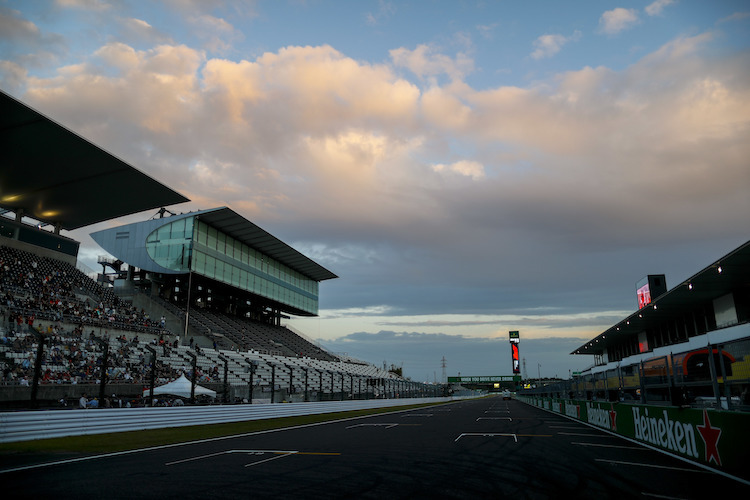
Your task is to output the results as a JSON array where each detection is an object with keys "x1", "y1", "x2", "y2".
[
  {"x1": 573, "y1": 240, "x2": 750, "y2": 356},
  {"x1": 0, "y1": 90, "x2": 189, "y2": 230},
  {"x1": 196, "y1": 207, "x2": 338, "y2": 281}
]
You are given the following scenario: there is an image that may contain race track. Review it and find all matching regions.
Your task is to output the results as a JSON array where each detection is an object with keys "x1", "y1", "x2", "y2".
[{"x1": 2, "y1": 396, "x2": 746, "y2": 498}]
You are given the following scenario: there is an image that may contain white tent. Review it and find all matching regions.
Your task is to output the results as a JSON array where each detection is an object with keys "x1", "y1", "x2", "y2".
[{"x1": 143, "y1": 374, "x2": 216, "y2": 399}]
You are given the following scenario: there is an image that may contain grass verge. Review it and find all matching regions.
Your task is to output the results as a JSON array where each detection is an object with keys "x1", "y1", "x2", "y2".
[{"x1": 0, "y1": 401, "x2": 450, "y2": 456}]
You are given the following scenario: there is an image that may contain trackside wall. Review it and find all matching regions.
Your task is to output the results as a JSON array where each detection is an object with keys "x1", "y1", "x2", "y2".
[
  {"x1": 0, "y1": 396, "x2": 478, "y2": 443},
  {"x1": 516, "y1": 395, "x2": 750, "y2": 483}
]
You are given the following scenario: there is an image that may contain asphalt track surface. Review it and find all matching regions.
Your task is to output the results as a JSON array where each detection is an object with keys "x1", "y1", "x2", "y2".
[{"x1": 1, "y1": 396, "x2": 747, "y2": 499}]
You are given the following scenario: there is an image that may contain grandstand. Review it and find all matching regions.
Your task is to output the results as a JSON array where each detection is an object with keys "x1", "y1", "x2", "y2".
[{"x1": 0, "y1": 91, "x2": 422, "y2": 408}]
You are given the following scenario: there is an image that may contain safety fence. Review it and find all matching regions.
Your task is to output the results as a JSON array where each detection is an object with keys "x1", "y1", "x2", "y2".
[{"x1": 0, "y1": 395, "x2": 474, "y2": 443}]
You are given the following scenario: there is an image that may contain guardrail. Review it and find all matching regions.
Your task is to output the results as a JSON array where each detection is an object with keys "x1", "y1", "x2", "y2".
[{"x1": 0, "y1": 396, "x2": 472, "y2": 443}]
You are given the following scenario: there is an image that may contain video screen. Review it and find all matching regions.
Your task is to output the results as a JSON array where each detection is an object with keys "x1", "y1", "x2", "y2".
[{"x1": 637, "y1": 282, "x2": 651, "y2": 309}]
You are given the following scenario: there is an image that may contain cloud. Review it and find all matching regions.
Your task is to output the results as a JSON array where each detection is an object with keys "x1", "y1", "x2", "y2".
[
  {"x1": 431, "y1": 160, "x2": 485, "y2": 180},
  {"x1": 530, "y1": 30, "x2": 582, "y2": 60},
  {"x1": 476, "y1": 23, "x2": 498, "y2": 40},
  {"x1": 185, "y1": 13, "x2": 241, "y2": 53},
  {"x1": 718, "y1": 12, "x2": 750, "y2": 24},
  {"x1": 117, "y1": 17, "x2": 173, "y2": 46},
  {"x1": 645, "y1": 0, "x2": 676, "y2": 17},
  {"x1": 390, "y1": 44, "x2": 474, "y2": 81},
  {"x1": 55, "y1": 0, "x2": 112, "y2": 11},
  {"x1": 366, "y1": 0, "x2": 396, "y2": 26},
  {"x1": 9, "y1": 28, "x2": 750, "y2": 330},
  {"x1": 598, "y1": 8, "x2": 640, "y2": 35},
  {"x1": 0, "y1": 7, "x2": 67, "y2": 64}
]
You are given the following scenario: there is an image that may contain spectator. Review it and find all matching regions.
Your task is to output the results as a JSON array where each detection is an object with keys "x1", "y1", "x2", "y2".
[{"x1": 79, "y1": 393, "x2": 88, "y2": 409}]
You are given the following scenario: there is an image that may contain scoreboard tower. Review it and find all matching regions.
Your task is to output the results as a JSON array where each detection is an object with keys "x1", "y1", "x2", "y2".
[{"x1": 509, "y1": 330, "x2": 520, "y2": 375}]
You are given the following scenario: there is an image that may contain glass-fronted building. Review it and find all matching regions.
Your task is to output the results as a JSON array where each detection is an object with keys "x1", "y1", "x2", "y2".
[{"x1": 90, "y1": 207, "x2": 337, "y2": 316}]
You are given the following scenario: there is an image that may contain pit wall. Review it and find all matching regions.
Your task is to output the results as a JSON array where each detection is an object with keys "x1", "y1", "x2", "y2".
[{"x1": 516, "y1": 395, "x2": 750, "y2": 483}]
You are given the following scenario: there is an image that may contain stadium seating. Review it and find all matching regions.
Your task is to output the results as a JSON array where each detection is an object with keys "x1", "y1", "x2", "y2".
[{"x1": 0, "y1": 243, "x2": 402, "y2": 401}]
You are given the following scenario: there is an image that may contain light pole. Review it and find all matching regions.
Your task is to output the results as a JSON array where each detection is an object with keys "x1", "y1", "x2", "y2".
[{"x1": 245, "y1": 359, "x2": 257, "y2": 404}]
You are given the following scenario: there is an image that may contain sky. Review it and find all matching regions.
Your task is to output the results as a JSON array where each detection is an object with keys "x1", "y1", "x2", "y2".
[{"x1": 2, "y1": 0, "x2": 749, "y2": 383}]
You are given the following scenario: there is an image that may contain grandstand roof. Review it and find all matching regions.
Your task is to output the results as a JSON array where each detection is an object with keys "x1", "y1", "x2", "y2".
[
  {"x1": 573, "y1": 239, "x2": 750, "y2": 355},
  {"x1": 0, "y1": 90, "x2": 189, "y2": 230},
  {"x1": 196, "y1": 207, "x2": 338, "y2": 281}
]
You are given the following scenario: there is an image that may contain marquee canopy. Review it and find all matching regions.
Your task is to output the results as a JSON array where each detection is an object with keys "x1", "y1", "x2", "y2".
[{"x1": 143, "y1": 374, "x2": 216, "y2": 399}]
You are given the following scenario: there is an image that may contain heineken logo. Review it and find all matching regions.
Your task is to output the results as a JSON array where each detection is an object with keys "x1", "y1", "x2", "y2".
[
  {"x1": 632, "y1": 407, "x2": 700, "y2": 459},
  {"x1": 564, "y1": 403, "x2": 580, "y2": 419},
  {"x1": 586, "y1": 403, "x2": 616, "y2": 431},
  {"x1": 696, "y1": 409, "x2": 722, "y2": 466}
]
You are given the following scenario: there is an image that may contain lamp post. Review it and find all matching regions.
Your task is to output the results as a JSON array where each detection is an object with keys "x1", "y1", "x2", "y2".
[
  {"x1": 245, "y1": 359, "x2": 257, "y2": 404},
  {"x1": 29, "y1": 325, "x2": 45, "y2": 409},
  {"x1": 218, "y1": 353, "x2": 228, "y2": 404},
  {"x1": 183, "y1": 271, "x2": 193, "y2": 338},
  {"x1": 145, "y1": 344, "x2": 157, "y2": 406},
  {"x1": 270, "y1": 364, "x2": 276, "y2": 404},
  {"x1": 186, "y1": 350, "x2": 197, "y2": 404},
  {"x1": 303, "y1": 367, "x2": 309, "y2": 402},
  {"x1": 287, "y1": 365, "x2": 294, "y2": 400},
  {"x1": 94, "y1": 333, "x2": 110, "y2": 405}
]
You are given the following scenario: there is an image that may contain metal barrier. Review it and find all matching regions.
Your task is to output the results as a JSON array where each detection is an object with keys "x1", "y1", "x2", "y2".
[{"x1": 0, "y1": 396, "x2": 473, "y2": 443}]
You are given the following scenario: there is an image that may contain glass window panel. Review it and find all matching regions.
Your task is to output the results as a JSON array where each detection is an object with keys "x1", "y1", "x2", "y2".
[
  {"x1": 233, "y1": 240, "x2": 241, "y2": 261},
  {"x1": 224, "y1": 235, "x2": 232, "y2": 257},
  {"x1": 196, "y1": 221, "x2": 207, "y2": 245},
  {"x1": 217, "y1": 232, "x2": 226, "y2": 254},
  {"x1": 156, "y1": 244, "x2": 169, "y2": 260},
  {"x1": 194, "y1": 251, "x2": 205, "y2": 274},
  {"x1": 207, "y1": 226, "x2": 217, "y2": 250},
  {"x1": 215, "y1": 260, "x2": 224, "y2": 282},
  {"x1": 170, "y1": 219, "x2": 185, "y2": 239},
  {"x1": 157, "y1": 224, "x2": 171, "y2": 241},
  {"x1": 205, "y1": 255, "x2": 216, "y2": 278}
]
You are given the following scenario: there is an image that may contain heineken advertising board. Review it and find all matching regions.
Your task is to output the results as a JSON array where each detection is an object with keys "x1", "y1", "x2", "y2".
[{"x1": 517, "y1": 396, "x2": 750, "y2": 481}]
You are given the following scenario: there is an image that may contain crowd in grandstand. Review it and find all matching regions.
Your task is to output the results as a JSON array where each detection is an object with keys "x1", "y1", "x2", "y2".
[
  {"x1": 0, "y1": 245, "x2": 167, "y2": 336},
  {"x1": 0, "y1": 245, "x2": 225, "y2": 389},
  {"x1": 0, "y1": 243, "x2": 401, "y2": 409},
  {"x1": 0, "y1": 322, "x2": 222, "y2": 387}
]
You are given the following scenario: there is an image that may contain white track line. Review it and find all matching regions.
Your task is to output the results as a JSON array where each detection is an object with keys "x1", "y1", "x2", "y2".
[
  {"x1": 455, "y1": 433, "x2": 518, "y2": 443},
  {"x1": 595, "y1": 458, "x2": 711, "y2": 474},
  {"x1": 571, "y1": 442, "x2": 647, "y2": 450}
]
